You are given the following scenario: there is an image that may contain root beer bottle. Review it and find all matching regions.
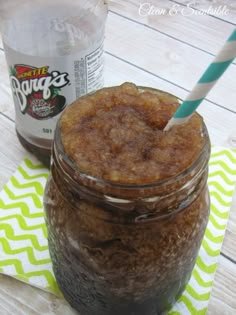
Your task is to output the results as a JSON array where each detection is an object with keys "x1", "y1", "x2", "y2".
[{"x1": 1, "y1": 0, "x2": 107, "y2": 167}]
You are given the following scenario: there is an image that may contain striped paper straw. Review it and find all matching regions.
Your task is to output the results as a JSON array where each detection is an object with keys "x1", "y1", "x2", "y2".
[{"x1": 164, "y1": 29, "x2": 236, "y2": 131}]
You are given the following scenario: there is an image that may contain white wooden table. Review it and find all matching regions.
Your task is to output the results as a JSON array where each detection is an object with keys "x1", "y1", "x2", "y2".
[{"x1": 0, "y1": 1, "x2": 236, "y2": 314}]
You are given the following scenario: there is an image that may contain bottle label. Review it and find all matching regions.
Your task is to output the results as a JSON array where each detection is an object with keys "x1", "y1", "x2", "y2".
[
  {"x1": 4, "y1": 42, "x2": 104, "y2": 139},
  {"x1": 10, "y1": 65, "x2": 70, "y2": 119}
]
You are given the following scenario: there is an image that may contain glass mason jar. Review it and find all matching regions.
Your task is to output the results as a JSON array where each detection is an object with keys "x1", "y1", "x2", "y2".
[{"x1": 44, "y1": 87, "x2": 211, "y2": 315}]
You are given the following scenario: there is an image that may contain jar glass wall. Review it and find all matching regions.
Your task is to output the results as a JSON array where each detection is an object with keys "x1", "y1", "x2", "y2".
[{"x1": 44, "y1": 85, "x2": 211, "y2": 315}]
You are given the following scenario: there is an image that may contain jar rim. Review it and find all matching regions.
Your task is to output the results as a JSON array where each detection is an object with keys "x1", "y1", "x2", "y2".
[{"x1": 53, "y1": 86, "x2": 210, "y2": 191}]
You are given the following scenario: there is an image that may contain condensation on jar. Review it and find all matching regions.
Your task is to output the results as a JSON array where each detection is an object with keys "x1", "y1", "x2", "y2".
[{"x1": 43, "y1": 84, "x2": 211, "y2": 315}]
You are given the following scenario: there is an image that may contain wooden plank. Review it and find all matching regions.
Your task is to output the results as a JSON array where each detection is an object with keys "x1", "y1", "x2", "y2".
[
  {"x1": 0, "y1": 92, "x2": 235, "y2": 313},
  {"x1": 209, "y1": 255, "x2": 236, "y2": 314},
  {"x1": 1, "y1": 0, "x2": 235, "y2": 52},
  {"x1": 0, "y1": 51, "x2": 13, "y2": 119},
  {"x1": 228, "y1": 190, "x2": 236, "y2": 233},
  {"x1": 104, "y1": 54, "x2": 236, "y2": 147},
  {"x1": 105, "y1": 12, "x2": 236, "y2": 113},
  {"x1": 0, "y1": 115, "x2": 77, "y2": 314},
  {"x1": 0, "y1": 274, "x2": 77, "y2": 315},
  {"x1": 0, "y1": 80, "x2": 236, "y2": 314},
  {"x1": 1, "y1": 6, "x2": 236, "y2": 113},
  {"x1": 0, "y1": 237, "x2": 235, "y2": 315},
  {"x1": 1, "y1": 60, "x2": 236, "y2": 314},
  {"x1": 109, "y1": 0, "x2": 236, "y2": 58},
  {"x1": 171, "y1": 0, "x2": 236, "y2": 25},
  {"x1": 0, "y1": 33, "x2": 3, "y2": 49},
  {"x1": 0, "y1": 115, "x2": 30, "y2": 189},
  {"x1": 221, "y1": 188, "x2": 236, "y2": 260},
  {"x1": 1, "y1": 256, "x2": 234, "y2": 315},
  {"x1": 223, "y1": 230, "x2": 236, "y2": 260},
  {"x1": 1, "y1": 50, "x2": 236, "y2": 147},
  {"x1": 0, "y1": 5, "x2": 236, "y2": 312}
]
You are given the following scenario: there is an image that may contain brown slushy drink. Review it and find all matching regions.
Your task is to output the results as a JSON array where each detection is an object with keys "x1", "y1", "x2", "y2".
[{"x1": 44, "y1": 83, "x2": 210, "y2": 315}]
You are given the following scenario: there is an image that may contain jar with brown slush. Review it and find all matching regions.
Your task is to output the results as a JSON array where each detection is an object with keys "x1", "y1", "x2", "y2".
[{"x1": 44, "y1": 83, "x2": 210, "y2": 315}]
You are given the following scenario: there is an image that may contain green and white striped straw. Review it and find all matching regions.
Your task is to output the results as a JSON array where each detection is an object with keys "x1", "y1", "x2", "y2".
[{"x1": 164, "y1": 29, "x2": 236, "y2": 131}]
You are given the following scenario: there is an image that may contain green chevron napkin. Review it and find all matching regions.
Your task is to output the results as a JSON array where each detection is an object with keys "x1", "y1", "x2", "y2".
[{"x1": 0, "y1": 147, "x2": 236, "y2": 314}]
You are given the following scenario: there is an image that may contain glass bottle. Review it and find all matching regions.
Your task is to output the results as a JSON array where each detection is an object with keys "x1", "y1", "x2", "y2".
[{"x1": 1, "y1": 0, "x2": 107, "y2": 166}]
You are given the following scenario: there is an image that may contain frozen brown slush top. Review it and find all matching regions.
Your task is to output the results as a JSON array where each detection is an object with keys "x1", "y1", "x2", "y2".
[{"x1": 61, "y1": 83, "x2": 205, "y2": 184}]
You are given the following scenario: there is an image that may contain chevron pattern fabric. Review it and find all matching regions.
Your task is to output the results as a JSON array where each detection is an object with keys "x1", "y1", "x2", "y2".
[
  {"x1": 169, "y1": 147, "x2": 236, "y2": 315},
  {"x1": 0, "y1": 147, "x2": 236, "y2": 314},
  {"x1": 0, "y1": 158, "x2": 60, "y2": 295}
]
